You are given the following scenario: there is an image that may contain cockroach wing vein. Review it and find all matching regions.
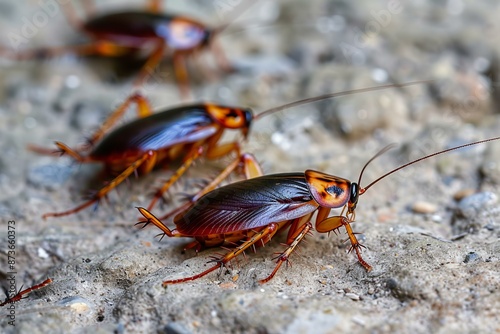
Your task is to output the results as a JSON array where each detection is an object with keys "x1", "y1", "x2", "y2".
[
  {"x1": 175, "y1": 173, "x2": 319, "y2": 235},
  {"x1": 91, "y1": 107, "x2": 217, "y2": 157}
]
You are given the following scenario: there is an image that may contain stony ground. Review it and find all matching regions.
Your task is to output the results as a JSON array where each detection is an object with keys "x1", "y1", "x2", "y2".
[{"x1": 0, "y1": 1, "x2": 499, "y2": 333}]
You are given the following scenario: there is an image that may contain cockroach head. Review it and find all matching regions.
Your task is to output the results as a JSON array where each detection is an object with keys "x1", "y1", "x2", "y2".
[{"x1": 206, "y1": 104, "x2": 254, "y2": 137}]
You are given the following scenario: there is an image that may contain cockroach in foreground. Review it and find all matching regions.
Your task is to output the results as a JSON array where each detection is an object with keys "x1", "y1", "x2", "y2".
[
  {"x1": 32, "y1": 81, "x2": 425, "y2": 219},
  {"x1": 0, "y1": 278, "x2": 52, "y2": 307},
  {"x1": 137, "y1": 136, "x2": 500, "y2": 285},
  {"x1": 0, "y1": 0, "x2": 232, "y2": 99}
]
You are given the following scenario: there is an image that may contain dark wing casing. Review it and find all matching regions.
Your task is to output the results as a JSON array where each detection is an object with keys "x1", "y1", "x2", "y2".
[
  {"x1": 90, "y1": 104, "x2": 217, "y2": 159},
  {"x1": 174, "y1": 173, "x2": 319, "y2": 236},
  {"x1": 83, "y1": 12, "x2": 209, "y2": 49},
  {"x1": 83, "y1": 12, "x2": 176, "y2": 42}
]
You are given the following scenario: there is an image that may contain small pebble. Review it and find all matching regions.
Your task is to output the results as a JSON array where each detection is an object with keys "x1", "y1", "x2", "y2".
[
  {"x1": 453, "y1": 189, "x2": 475, "y2": 201},
  {"x1": 352, "y1": 316, "x2": 366, "y2": 326},
  {"x1": 162, "y1": 322, "x2": 191, "y2": 334},
  {"x1": 411, "y1": 201, "x2": 438, "y2": 214},
  {"x1": 464, "y1": 252, "x2": 482, "y2": 263},
  {"x1": 458, "y1": 192, "x2": 498, "y2": 219},
  {"x1": 58, "y1": 296, "x2": 92, "y2": 314},
  {"x1": 70, "y1": 302, "x2": 90, "y2": 314},
  {"x1": 345, "y1": 292, "x2": 360, "y2": 301},
  {"x1": 37, "y1": 247, "x2": 49, "y2": 259},
  {"x1": 219, "y1": 282, "x2": 237, "y2": 289}
]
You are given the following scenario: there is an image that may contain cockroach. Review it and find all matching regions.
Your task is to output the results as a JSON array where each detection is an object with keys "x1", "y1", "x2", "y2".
[
  {"x1": 34, "y1": 81, "x2": 425, "y2": 219},
  {"x1": 137, "y1": 136, "x2": 500, "y2": 285},
  {"x1": 1, "y1": 0, "x2": 231, "y2": 99},
  {"x1": 0, "y1": 278, "x2": 52, "y2": 306}
]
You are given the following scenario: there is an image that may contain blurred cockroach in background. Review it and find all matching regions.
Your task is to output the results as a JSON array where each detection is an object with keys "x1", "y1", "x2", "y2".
[{"x1": 0, "y1": 0, "x2": 238, "y2": 99}]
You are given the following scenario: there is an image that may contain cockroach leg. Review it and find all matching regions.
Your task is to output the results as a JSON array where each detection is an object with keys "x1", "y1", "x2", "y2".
[
  {"x1": 315, "y1": 210, "x2": 372, "y2": 270},
  {"x1": 53, "y1": 142, "x2": 87, "y2": 162},
  {"x1": 147, "y1": 146, "x2": 204, "y2": 211},
  {"x1": 285, "y1": 213, "x2": 313, "y2": 245},
  {"x1": 338, "y1": 216, "x2": 372, "y2": 271},
  {"x1": 210, "y1": 37, "x2": 233, "y2": 73},
  {"x1": 0, "y1": 278, "x2": 52, "y2": 307},
  {"x1": 27, "y1": 92, "x2": 152, "y2": 156},
  {"x1": 133, "y1": 41, "x2": 166, "y2": 89},
  {"x1": 183, "y1": 240, "x2": 203, "y2": 253},
  {"x1": 193, "y1": 50, "x2": 219, "y2": 82},
  {"x1": 137, "y1": 207, "x2": 181, "y2": 238},
  {"x1": 173, "y1": 51, "x2": 190, "y2": 100},
  {"x1": 153, "y1": 153, "x2": 262, "y2": 220},
  {"x1": 88, "y1": 93, "x2": 153, "y2": 147},
  {"x1": 43, "y1": 151, "x2": 157, "y2": 219},
  {"x1": 162, "y1": 223, "x2": 279, "y2": 286},
  {"x1": 259, "y1": 222, "x2": 312, "y2": 284},
  {"x1": 148, "y1": 0, "x2": 163, "y2": 13}
]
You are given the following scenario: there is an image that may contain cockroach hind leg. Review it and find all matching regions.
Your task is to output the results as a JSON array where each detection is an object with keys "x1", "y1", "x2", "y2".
[{"x1": 161, "y1": 263, "x2": 222, "y2": 287}]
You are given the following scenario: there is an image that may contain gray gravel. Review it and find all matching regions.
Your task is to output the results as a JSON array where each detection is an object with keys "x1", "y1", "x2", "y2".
[{"x1": 0, "y1": 1, "x2": 499, "y2": 333}]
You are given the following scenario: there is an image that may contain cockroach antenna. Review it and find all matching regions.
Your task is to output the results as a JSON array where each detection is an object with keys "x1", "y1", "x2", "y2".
[
  {"x1": 253, "y1": 79, "x2": 433, "y2": 120},
  {"x1": 359, "y1": 136, "x2": 500, "y2": 195}
]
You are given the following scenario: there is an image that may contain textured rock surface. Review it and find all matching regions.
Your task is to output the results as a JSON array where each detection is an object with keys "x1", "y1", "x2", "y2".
[{"x1": 0, "y1": 1, "x2": 499, "y2": 333}]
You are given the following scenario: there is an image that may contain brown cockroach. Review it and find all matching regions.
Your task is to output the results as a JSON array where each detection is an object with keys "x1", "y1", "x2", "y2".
[
  {"x1": 137, "y1": 136, "x2": 500, "y2": 285},
  {"x1": 1, "y1": 0, "x2": 233, "y2": 99}
]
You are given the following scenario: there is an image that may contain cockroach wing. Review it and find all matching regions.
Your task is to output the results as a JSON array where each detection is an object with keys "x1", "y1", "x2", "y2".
[
  {"x1": 174, "y1": 173, "x2": 319, "y2": 236},
  {"x1": 84, "y1": 12, "x2": 175, "y2": 41},
  {"x1": 305, "y1": 170, "x2": 351, "y2": 209},
  {"x1": 84, "y1": 12, "x2": 208, "y2": 50},
  {"x1": 91, "y1": 105, "x2": 217, "y2": 158}
]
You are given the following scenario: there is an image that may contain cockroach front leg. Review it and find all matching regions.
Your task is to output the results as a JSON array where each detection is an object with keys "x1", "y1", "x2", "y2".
[{"x1": 315, "y1": 211, "x2": 372, "y2": 271}]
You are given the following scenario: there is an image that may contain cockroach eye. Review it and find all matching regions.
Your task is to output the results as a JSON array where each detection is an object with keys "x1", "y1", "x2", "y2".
[
  {"x1": 243, "y1": 108, "x2": 253, "y2": 126},
  {"x1": 350, "y1": 183, "x2": 359, "y2": 205}
]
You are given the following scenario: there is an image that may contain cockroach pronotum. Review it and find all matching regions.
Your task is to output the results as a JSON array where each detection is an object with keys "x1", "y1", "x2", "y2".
[
  {"x1": 0, "y1": 278, "x2": 52, "y2": 307},
  {"x1": 0, "y1": 0, "x2": 232, "y2": 99},
  {"x1": 33, "y1": 81, "x2": 425, "y2": 219},
  {"x1": 137, "y1": 136, "x2": 500, "y2": 285}
]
